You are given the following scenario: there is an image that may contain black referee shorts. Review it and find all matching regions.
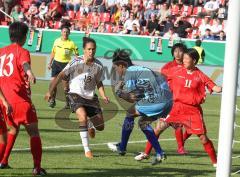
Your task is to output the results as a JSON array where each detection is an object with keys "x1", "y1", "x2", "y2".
[{"x1": 51, "y1": 60, "x2": 68, "y2": 77}]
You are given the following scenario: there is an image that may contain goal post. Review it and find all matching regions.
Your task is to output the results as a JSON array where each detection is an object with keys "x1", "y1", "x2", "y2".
[{"x1": 216, "y1": 0, "x2": 240, "y2": 176}]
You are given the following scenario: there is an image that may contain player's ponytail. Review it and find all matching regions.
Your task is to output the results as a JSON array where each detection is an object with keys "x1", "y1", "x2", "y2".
[{"x1": 112, "y1": 49, "x2": 133, "y2": 67}]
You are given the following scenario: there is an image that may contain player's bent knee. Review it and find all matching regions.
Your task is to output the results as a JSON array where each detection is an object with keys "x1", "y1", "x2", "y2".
[
  {"x1": 156, "y1": 120, "x2": 168, "y2": 131},
  {"x1": 8, "y1": 126, "x2": 19, "y2": 135},
  {"x1": 198, "y1": 134, "x2": 209, "y2": 144},
  {"x1": 95, "y1": 124, "x2": 104, "y2": 131},
  {"x1": 28, "y1": 128, "x2": 40, "y2": 137},
  {"x1": 138, "y1": 117, "x2": 149, "y2": 130},
  {"x1": 25, "y1": 123, "x2": 40, "y2": 137}
]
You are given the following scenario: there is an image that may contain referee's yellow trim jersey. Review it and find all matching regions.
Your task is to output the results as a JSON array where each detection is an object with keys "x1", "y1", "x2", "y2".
[{"x1": 52, "y1": 37, "x2": 79, "y2": 63}]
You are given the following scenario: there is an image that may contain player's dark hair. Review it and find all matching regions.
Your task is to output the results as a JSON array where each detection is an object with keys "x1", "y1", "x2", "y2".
[
  {"x1": 112, "y1": 49, "x2": 133, "y2": 67},
  {"x1": 171, "y1": 43, "x2": 187, "y2": 56},
  {"x1": 9, "y1": 22, "x2": 28, "y2": 43},
  {"x1": 195, "y1": 39, "x2": 202, "y2": 46},
  {"x1": 185, "y1": 48, "x2": 200, "y2": 64},
  {"x1": 83, "y1": 37, "x2": 96, "y2": 48}
]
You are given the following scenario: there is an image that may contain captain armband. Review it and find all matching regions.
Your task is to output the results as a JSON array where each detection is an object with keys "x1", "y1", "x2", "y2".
[{"x1": 23, "y1": 62, "x2": 31, "y2": 73}]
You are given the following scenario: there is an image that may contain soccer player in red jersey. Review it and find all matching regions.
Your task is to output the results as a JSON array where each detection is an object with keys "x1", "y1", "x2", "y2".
[
  {"x1": 137, "y1": 48, "x2": 221, "y2": 166},
  {"x1": 0, "y1": 22, "x2": 47, "y2": 175},
  {"x1": 166, "y1": 48, "x2": 221, "y2": 166},
  {"x1": 167, "y1": 48, "x2": 221, "y2": 166},
  {"x1": 135, "y1": 43, "x2": 191, "y2": 161}
]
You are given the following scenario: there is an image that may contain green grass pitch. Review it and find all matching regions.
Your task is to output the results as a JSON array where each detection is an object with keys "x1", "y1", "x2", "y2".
[{"x1": 0, "y1": 80, "x2": 239, "y2": 177}]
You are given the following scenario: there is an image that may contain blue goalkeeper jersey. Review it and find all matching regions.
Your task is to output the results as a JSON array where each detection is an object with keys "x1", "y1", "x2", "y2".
[{"x1": 124, "y1": 65, "x2": 173, "y2": 117}]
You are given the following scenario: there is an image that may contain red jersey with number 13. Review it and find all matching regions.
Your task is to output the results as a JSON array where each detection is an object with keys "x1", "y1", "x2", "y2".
[
  {"x1": 0, "y1": 43, "x2": 31, "y2": 104},
  {"x1": 168, "y1": 66, "x2": 216, "y2": 106}
]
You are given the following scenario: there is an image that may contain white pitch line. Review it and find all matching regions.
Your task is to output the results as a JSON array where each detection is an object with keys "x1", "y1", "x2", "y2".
[
  {"x1": 13, "y1": 137, "x2": 199, "y2": 152},
  {"x1": 232, "y1": 170, "x2": 240, "y2": 176},
  {"x1": 232, "y1": 156, "x2": 240, "y2": 159}
]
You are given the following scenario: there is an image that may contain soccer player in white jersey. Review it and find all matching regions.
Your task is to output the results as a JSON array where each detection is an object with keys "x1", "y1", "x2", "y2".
[{"x1": 45, "y1": 37, "x2": 109, "y2": 159}]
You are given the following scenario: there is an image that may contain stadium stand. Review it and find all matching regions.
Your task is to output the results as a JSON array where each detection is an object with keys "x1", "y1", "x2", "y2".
[{"x1": 0, "y1": 0, "x2": 228, "y2": 40}]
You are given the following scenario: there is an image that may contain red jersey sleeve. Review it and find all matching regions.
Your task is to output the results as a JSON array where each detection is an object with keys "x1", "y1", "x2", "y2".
[
  {"x1": 18, "y1": 48, "x2": 31, "y2": 69},
  {"x1": 198, "y1": 69, "x2": 216, "y2": 93}
]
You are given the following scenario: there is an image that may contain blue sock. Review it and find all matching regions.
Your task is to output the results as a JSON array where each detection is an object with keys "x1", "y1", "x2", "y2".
[
  {"x1": 142, "y1": 124, "x2": 163, "y2": 155},
  {"x1": 119, "y1": 117, "x2": 134, "y2": 151}
]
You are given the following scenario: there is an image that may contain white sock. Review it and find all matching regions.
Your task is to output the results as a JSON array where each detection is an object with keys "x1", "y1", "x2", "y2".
[{"x1": 79, "y1": 131, "x2": 90, "y2": 153}]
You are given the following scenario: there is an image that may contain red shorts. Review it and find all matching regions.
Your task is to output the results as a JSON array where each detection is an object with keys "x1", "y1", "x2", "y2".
[
  {"x1": 165, "y1": 102, "x2": 206, "y2": 135},
  {"x1": 2, "y1": 102, "x2": 38, "y2": 127}
]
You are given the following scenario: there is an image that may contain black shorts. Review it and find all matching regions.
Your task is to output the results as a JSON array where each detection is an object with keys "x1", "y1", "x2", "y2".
[
  {"x1": 67, "y1": 93, "x2": 102, "y2": 117},
  {"x1": 51, "y1": 60, "x2": 68, "y2": 77}
]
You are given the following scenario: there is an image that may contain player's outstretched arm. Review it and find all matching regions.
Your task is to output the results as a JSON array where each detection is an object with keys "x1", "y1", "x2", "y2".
[
  {"x1": 23, "y1": 62, "x2": 36, "y2": 84},
  {"x1": 0, "y1": 89, "x2": 12, "y2": 115},
  {"x1": 212, "y1": 85, "x2": 222, "y2": 93},
  {"x1": 45, "y1": 71, "x2": 65, "y2": 101},
  {"x1": 97, "y1": 81, "x2": 109, "y2": 104}
]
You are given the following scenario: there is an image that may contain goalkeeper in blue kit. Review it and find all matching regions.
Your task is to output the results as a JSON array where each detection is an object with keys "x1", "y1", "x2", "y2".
[{"x1": 107, "y1": 49, "x2": 173, "y2": 165}]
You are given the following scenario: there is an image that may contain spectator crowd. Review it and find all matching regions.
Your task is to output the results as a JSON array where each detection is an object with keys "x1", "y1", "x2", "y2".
[{"x1": 0, "y1": 0, "x2": 228, "y2": 40}]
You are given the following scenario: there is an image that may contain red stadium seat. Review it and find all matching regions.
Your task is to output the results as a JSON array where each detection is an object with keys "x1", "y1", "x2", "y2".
[
  {"x1": 22, "y1": 1, "x2": 30, "y2": 10},
  {"x1": 88, "y1": 12, "x2": 92, "y2": 19},
  {"x1": 100, "y1": 13, "x2": 110, "y2": 23},
  {"x1": 68, "y1": 10, "x2": 75, "y2": 20},
  {"x1": 171, "y1": 4, "x2": 180, "y2": 16},
  {"x1": 105, "y1": 23, "x2": 113, "y2": 33},
  {"x1": 187, "y1": 28, "x2": 200, "y2": 39},
  {"x1": 48, "y1": 20, "x2": 54, "y2": 28},
  {"x1": 192, "y1": 28, "x2": 200, "y2": 38},
  {"x1": 54, "y1": 21, "x2": 61, "y2": 29},
  {"x1": 112, "y1": 25, "x2": 119, "y2": 33},
  {"x1": 186, "y1": 17, "x2": 196, "y2": 26},
  {"x1": 219, "y1": 0, "x2": 225, "y2": 5},
  {"x1": 1, "y1": 21, "x2": 8, "y2": 26},
  {"x1": 192, "y1": 6, "x2": 204, "y2": 16},
  {"x1": 181, "y1": 5, "x2": 193, "y2": 17},
  {"x1": 110, "y1": 14, "x2": 115, "y2": 23},
  {"x1": 209, "y1": 19, "x2": 214, "y2": 25},
  {"x1": 222, "y1": 20, "x2": 226, "y2": 31},
  {"x1": 194, "y1": 18, "x2": 203, "y2": 27},
  {"x1": 75, "y1": 11, "x2": 82, "y2": 20}
]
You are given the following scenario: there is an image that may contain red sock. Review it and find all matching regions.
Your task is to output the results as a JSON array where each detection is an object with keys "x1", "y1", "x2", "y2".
[
  {"x1": 1, "y1": 133, "x2": 17, "y2": 165},
  {"x1": 144, "y1": 131, "x2": 160, "y2": 155},
  {"x1": 144, "y1": 141, "x2": 152, "y2": 155},
  {"x1": 30, "y1": 136, "x2": 42, "y2": 169},
  {"x1": 0, "y1": 143, "x2": 6, "y2": 162},
  {"x1": 175, "y1": 127, "x2": 183, "y2": 149},
  {"x1": 183, "y1": 131, "x2": 192, "y2": 143},
  {"x1": 203, "y1": 140, "x2": 217, "y2": 164}
]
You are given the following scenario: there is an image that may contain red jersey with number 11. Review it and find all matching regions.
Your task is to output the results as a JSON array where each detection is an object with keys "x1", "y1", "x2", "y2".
[
  {"x1": 0, "y1": 43, "x2": 31, "y2": 104},
  {"x1": 168, "y1": 66, "x2": 216, "y2": 106}
]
